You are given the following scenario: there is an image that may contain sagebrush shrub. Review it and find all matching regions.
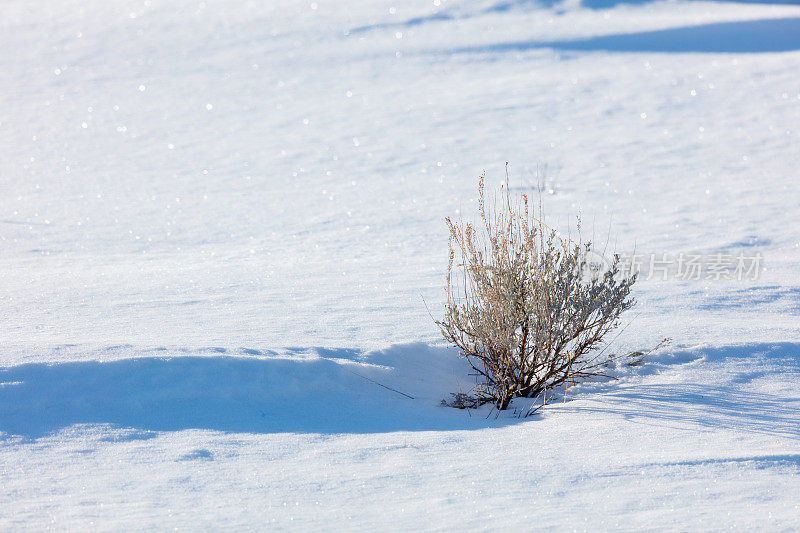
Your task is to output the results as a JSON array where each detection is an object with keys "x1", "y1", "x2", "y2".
[{"x1": 438, "y1": 171, "x2": 636, "y2": 410}]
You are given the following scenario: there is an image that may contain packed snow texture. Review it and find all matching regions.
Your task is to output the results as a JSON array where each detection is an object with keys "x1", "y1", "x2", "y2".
[{"x1": 1, "y1": 0, "x2": 799, "y2": 529}]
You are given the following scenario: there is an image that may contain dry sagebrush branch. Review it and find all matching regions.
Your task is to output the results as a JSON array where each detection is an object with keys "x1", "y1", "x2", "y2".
[{"x1": 437, "y1": 170, "x2": 636, "y2": 410}]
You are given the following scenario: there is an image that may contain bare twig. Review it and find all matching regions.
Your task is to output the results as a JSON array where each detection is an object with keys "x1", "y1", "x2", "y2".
[{"x1": 345, "y1": 368, "x2": 415, "y2": 400}]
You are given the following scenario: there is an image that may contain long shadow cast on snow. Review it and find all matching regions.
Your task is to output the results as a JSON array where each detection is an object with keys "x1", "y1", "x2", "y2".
[
  {"x1": 562, "y1": 342, "x2": 800, "y2": 438},
  {"x1": 580, "y1": 0, "x2": 800, "y2": 8},
  {"x1": 0, "y1": 344, "x2": 515, "y2": 439},
  {"x1": 1, "y1": 342, "x2": 798, "y2": 439},
  {"x1": 447, "y1": 17, "x2": 800, "y2": 54},
  {"x1": 348, "y1": 3, "x2": 800, "y2": 37},
  {"x1": 567, "y1": 383, "x2": 800, "y2": 438}
]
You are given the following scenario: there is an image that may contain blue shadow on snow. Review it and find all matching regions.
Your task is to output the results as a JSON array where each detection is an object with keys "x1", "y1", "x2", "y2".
[
  {"x1": 581, "y1": 0, "x2": 800, "y2": 8},
  {"x1": 1, "y1": 342, "x2": 798, "y2": 439},
  {"x1": 562, "y1": 342, "x2": 800, "y2": 438},
  {"x1": 0, "y1": 349, "x2": 513, "y2": 439},
  {"x1": 448, "y1": 17, "x2": 800, "y2": 54}
]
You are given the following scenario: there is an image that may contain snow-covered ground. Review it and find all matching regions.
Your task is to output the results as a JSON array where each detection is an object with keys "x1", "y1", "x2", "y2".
[{"x1": 2, "y1": 0, "x2": 799, "y2": 529}]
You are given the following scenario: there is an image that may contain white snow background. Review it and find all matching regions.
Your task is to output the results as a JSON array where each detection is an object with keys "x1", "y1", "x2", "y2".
[{"x1": 1, "y1": 0, "x2": 799, "y2": 529}]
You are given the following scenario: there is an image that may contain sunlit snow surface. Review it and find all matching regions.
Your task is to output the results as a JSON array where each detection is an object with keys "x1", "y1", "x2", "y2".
[{"x1": 1, "y1": 0, "x2": 800, "y2": 529}]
